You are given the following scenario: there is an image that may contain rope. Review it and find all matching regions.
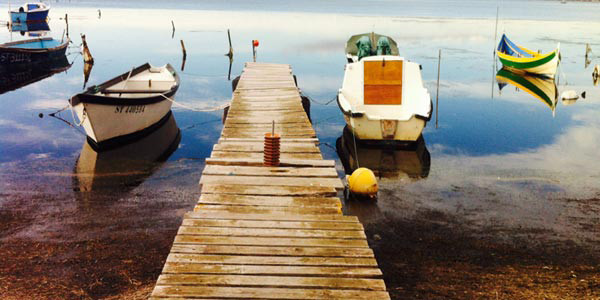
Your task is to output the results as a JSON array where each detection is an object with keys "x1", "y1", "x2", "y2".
[
  {"x1": 160, "y1": 94, "x2": 230, "y2": 112},
  {"x1": 69, "y1": 104, "x2": 86, "y2": 126},
  {"x1": 303, "y1": 93, "x2": 337, "y2": 106}
]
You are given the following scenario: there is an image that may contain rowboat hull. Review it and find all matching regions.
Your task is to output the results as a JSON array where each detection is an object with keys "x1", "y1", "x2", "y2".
[
  {"x1": 70, "y1": 63, "x2": 180, "y2": 150},
  {"x1": 497, "y1": 51, "x2": 559, "y2": 77},
  {"x1": 73, "y1": 100, "x2": 174, "y2": 150},
  {"x1": 0, "y1": 37, "x2": 68, "y2": 66}
]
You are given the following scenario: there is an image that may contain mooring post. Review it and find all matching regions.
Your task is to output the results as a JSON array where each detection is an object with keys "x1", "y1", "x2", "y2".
[
  {"x1": 65, "y1": 13, "x2": 69, "y2": 38},
  {"x1": 81, "y1": 34, "x2": 94, "y2": 64},
  {"x1": 171, "y1": 20, "x2": 175, "y2": 39},
  {"x1": 436, "y1": 49, "x2": 441, "y2": 129},
  {"x1": 180, "y1": 39, "x2": 187, "y2": 71},
  {"x1": 226, "y1": 29, "x2": 233, "y2": 58}
]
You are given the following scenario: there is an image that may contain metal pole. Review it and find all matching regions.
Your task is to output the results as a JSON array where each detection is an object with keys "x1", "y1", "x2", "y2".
[{"x1": 436, "y1": 49, "x2": 441, "y2": 129}]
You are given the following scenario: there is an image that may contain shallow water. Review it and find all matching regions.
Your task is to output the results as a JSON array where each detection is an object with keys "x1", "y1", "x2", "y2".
[{"x1": 1, "y1": 0, "x2": 599, "y2": 299}]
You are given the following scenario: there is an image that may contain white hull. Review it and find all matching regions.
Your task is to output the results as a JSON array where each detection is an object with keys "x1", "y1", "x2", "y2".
[
  {"x1": 338, "y1": 55, "x2": 431, "y2": 142},
  {"x1": 343, "y1": 113, "x2": 426, "y2": 141},
  {"x1": 74, "y1": 100, "x2": 172, "y2": 144}
]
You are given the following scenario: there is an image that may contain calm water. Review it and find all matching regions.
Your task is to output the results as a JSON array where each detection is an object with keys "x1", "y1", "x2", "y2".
[{"x1": 1, "y1": 0, "x2": 599, "y2": 298}]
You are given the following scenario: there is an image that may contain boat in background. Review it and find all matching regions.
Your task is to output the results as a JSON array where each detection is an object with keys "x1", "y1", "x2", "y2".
[
  {"x1": 74, "y1": 111, "x2": 180, "y2": 196},
  {"x1": 337, "y1": 32, "x2": 431, "y2": 142},
  {"x1": 9, "y1": 2, "x2": 50, "y2": 23},
  {"x1": 336, "y1": 126, "x2": 430, "y2": 181},
  {"x1": 9, "y1": 21, "x2": 50, "y2": 37},
  {"x1": 0, "y1": 37, "x2": 69, "y2": 66},
  {"x1": 497, "y1": 34, "x2": 560, "y2": 77},
  {"x1": 0, "y1": 54, "x2": 70, "y2": 94},
  {"x1": 70, "y1": 63, "x2": 180, "y2": 150},
  {"x1": 496, "y1": 67, "x2": 558, "y2": 113}
]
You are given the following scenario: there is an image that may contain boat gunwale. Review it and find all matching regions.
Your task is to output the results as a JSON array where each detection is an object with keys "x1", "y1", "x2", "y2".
[
  {"x1": 0, "y1": 37, "x2": 69, "y2": 53},
  {"x1": 70, "y1": 63, "x2": 180, "y2": 106}
]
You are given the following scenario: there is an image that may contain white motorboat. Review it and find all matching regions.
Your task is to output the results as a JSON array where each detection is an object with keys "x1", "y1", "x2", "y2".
[
  {"x1": 337, "y1": 33, "x2": 431, "y2": 142},
  {"x1": 70, "y1": 63, "x2": 179, "y2": 150}
]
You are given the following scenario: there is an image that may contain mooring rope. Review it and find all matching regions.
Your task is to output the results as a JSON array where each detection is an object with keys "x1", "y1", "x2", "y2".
[
  {"x1": 160, "y1": 94, "x2": 230, "y2": 112},
  {"x1": 303, "y1": 93, "x2": 337, "y2": 106}
]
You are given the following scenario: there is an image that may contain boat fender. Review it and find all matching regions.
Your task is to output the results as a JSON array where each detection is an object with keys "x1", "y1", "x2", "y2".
[
  {"x1": 347, "y1": 168, "x2": 378, "y2": 199},
  {"x1": 561, "y1": 90, "x2": 578, "y2": 101}
]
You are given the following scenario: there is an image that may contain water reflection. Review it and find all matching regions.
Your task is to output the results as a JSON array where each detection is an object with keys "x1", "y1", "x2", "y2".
[
  {"x1": 0, "y1": 54, "x2": 71, "y2": 94},
  {"x1": 336, "y1": 126, "x2": 430, "y2": 180},
  {"x1": 496, "y1": 67, "x2": 558, "y2": 113},
  {"x1": 9, "y1": 22, "x2": 50, "y2": 37},
  {"x1": 73, "y1": 111, "x2": 181, "y2": 201}
]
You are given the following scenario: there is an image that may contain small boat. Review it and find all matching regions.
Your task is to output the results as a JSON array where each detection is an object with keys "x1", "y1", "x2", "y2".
[
  {"x1": 336, "y1": 126, "x2": 430, "y2": 180},
  {"x1": 0, "y1": 37, "x2": 68, "y2": 66},
  {"x1": 70, "y1": 63, "x2": 180, "y2": 150},
  {"x1": 9, "y1": 2, "x2": 50, "y2": 24},
  {"x1": 337, "y1": 32, "x2": 431, "y2": 142},
  {"x1": 0, "y1": 54, "x2": 70, "y2": 94},
  {"x1": 496, "y1": 67, "x2": 558, "y2": 113},
  {"x1": 496, "y1": 34, "x2": 560, "y2": 77}
]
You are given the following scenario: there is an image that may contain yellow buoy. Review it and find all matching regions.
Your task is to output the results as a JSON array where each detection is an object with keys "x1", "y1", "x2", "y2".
[{"x1": 347, "y1": 167, "x2": 378, "y2": 199}]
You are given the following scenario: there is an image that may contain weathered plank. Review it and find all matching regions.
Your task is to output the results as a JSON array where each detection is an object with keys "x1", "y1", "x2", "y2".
[
  {"x1": 151, "y1": 285, "x2": 390, "y2": 299},
  {"x1": 193, "y1": 204, "x2": 341, "y2": 216},
  {"x1": 213, "y1": 143, "x2": 320, "y2": 154},
  {"x1": 177, "y1": 226, "x2": 365, "y2": 239},
  {"x1": 210, "y1": 151, "x2": 321, "y2": 160},
  {"x1": 202, "y1": 165, "x2": 337, "y2": 178},
  {"x1": 184, "y1": 211, "x2": 359, "y2": 222},
  {"x1": 156, "y1": 274, "x2": 386, "y2": 290},
  {"x1": 166, "y1": 253, "x2": 377, "y2": 267},
  {"x1": 200, "y1": 175, "x2": 343, "y2": 189},
  {"x1": 198, "y1": 194, "x2": 341, "y2": 208},
  {"x1": 160, "y1": 263, "x2": 383, "y2": 277},
  {"x1": 200, "y1": 183, "x2": 337, "y2": 196},
  {"x1": 218, "y1": 137, "x2": 318, "y2": 143},
  {"x1": 168, "y1": 244, "x2": 373, "y2": 257},
  {"x1": 180, "y1": 219, "x2": 362, "y2": 231}
]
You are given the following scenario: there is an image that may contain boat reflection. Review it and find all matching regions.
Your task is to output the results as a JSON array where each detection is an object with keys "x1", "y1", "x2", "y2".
[
  {"x1": 9, "y1": 22, "x2": 50, "y2": 37},
  {"x1": 0, "y1": 54, "x2": 70, "y2": 94},
  {"x1": 496, "y1": 67, "x2": 558, "y2": 112},
  {"x1": 336, "y1": 126, "x2": 430, "y2": 181},
  {"x1": 73, "y1": 111, "x2": 181, "y2": 200}
]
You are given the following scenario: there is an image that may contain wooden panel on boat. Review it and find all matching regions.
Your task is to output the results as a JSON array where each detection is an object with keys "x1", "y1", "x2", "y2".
[{"x1": 364, "y1": 60, "x2": 402, "y2": 105}]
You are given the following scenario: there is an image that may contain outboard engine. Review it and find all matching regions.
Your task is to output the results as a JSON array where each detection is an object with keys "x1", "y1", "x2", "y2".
[
  {"x1": 356, "y1": 36, "x2": 372, "y2": 61},
  {"x1": 376, "y1": 37, "x2": 392, "y2": 55}
]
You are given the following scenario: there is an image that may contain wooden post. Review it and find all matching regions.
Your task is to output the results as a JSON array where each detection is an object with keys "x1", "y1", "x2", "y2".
[
  {"x1": 180, "y1": 39, "x2": 187, "y2": 71},
  {"x1": 81, "y1": 34, "x2": 94, "y2": 64},
  {"x1": 435, "y1": 49, "x2": 441, "y2": 129},
  {"x1": 171, "y1": 20, "x2": 175, "y2": 39},
  {"x1": 65, "y1": 14, "x2": 69, "y2": 38},
  {"x1": 226, "y1": 29, "x2": 233, "y2": 58}
]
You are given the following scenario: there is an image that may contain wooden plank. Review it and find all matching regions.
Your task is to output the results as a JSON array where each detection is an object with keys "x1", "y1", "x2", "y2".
[
  {"x1": 212, "y1": 143, "x2": 320, "y2": 154},
  {"x1": 152, "y1": 285, "x2": 390, "y2": 299},
  {"x1": 218, "y1": 137, "x2": 318, "y2": 143},
  {"x1": 166, "y1": 253, "x2": 376, "y2": 266},
  {"x1": 160, "y1": 263, "x2": 382, "y2": 277},
  {"x1": 174, "y1": 235, "x2": 369, "y2": 248},
  {"x1": 184, "y1": 211, "x2": 358, "y2": 222},
  {"x1": 193, "y1": 204, "x2": 341, "y2": 216},
  {"x1": 168, "y1": 244, "x2": 373, "y2": 257},
  {"x1": 180, "y1": 219, "x2": 362, "y2": 231},
  {"x1": 200, "y1": 175, "x2": 344, "y2": 189},
  {"x1": 177, "y1": 227, "x2": 365, "y2": 239},
  {"x1": 210, "y1": 151, "x2": 321, "y2": 160},
  {"x1": 198, "y1": 194, "x2": 341, "y2": 208},
  {"x1": 205, "y1": 158, "x2": 334, "y2": 168},
  {"x1": 201, "y1": 165, "x2": 337, "y2": 178},
  {"x1": 156, "y1": 274, "x2": 386, "y2": 290}
]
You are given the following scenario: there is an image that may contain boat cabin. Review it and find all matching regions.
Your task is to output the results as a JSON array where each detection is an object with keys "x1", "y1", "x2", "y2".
[{"x1": 16, "y1": 2, "x2": 48, "y2": 12}]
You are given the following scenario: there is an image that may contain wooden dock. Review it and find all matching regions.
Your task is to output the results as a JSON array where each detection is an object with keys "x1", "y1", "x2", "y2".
[{"x1": 151, "y1": 62, "x2": 390, "y2": 299}]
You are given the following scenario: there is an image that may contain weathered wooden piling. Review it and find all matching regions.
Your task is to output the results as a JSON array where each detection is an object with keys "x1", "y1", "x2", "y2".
[{"x1": 150, "y1": 62, "x2": 390, "y2": 299}]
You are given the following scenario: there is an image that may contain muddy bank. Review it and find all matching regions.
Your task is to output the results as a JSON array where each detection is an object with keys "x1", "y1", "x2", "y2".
[
  {"x1": 0, "y1": 159, "x2": 200, "y2": 299},
  {"x1": 360, "y1": 199, "x2": 600, "y2": 299}
]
